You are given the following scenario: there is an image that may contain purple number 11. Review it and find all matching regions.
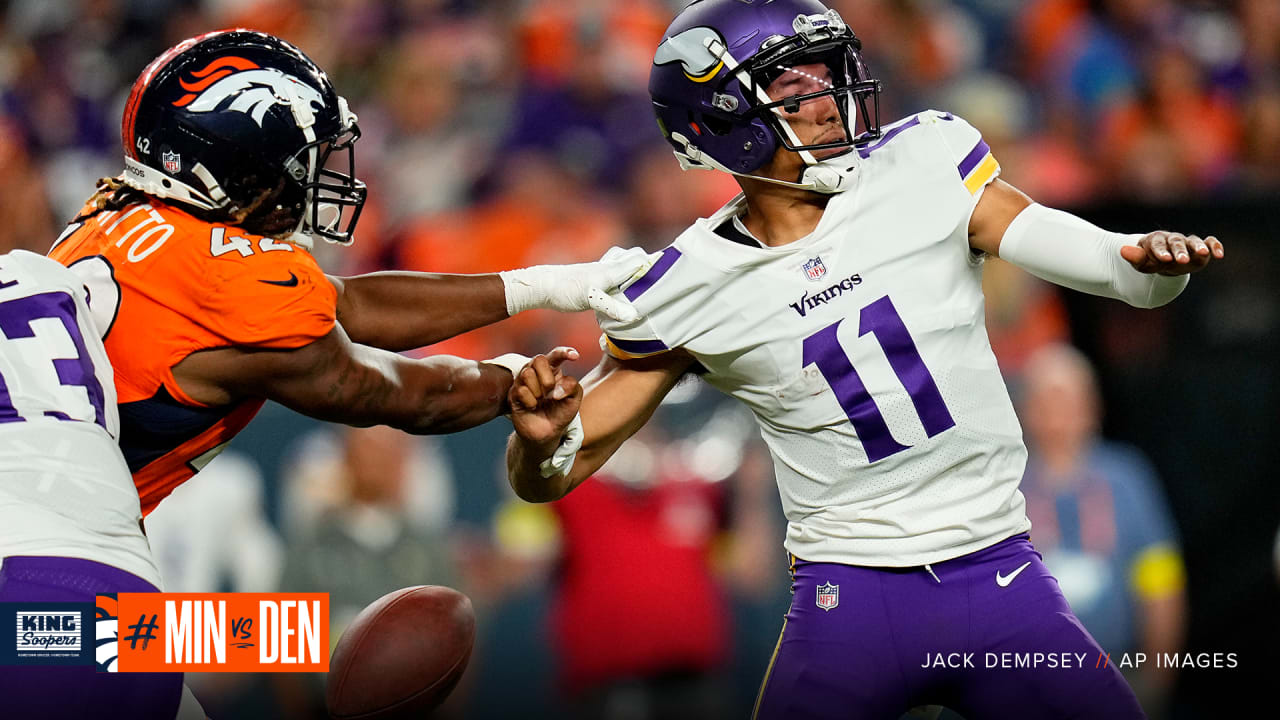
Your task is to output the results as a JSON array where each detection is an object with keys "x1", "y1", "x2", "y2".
[{"x1": 801, "y1": 295, "x2": 954, "y2": 462}]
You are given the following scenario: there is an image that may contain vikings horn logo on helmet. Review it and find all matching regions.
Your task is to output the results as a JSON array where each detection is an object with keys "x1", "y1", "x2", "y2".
[
  {"x1": 172, "y1": 56, "x2": 325, "y2": 127},
  {"x1": 654, "y1": 26, "x2": 726, "y2": 83}
]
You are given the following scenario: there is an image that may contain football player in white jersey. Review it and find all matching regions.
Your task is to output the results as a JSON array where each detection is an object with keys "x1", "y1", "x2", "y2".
[
  {"x1": 505, "y1": 1, "x2": 1223, "y2": 718},
  {"x1": 0, "y1": 250, "x2": 203, "y2": 719}
]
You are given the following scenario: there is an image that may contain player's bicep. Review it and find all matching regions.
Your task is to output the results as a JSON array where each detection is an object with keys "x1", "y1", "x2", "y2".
[
  {"x1": 568, "y1": 350, "x2": 693, "y2": 484},
  {"x1": 968, "y1": 179, "x2": 1033, "y2": 256}
]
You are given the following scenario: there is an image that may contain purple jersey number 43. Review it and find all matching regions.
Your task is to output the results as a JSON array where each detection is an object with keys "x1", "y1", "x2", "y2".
[{"x1": 0, "y1": 291, "x2": 107, "y2": 429}]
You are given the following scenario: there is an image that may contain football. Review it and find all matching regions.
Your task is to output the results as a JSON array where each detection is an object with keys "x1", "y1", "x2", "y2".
[{"x1": 326, "y1": 586, "x2": 476, "y2": 719}]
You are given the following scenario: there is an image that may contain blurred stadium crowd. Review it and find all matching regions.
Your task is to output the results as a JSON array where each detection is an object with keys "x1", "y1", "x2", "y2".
[{"x1": 1, "y1": 0, "x2": 1277, "y2": 718}]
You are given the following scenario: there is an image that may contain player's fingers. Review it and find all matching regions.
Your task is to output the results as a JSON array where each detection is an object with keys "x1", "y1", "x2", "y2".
[
  {"x1": 1146, "y1": 232, "x2": 1173, "y2": 263},
  {"x1": 551, "y1": 375, "x2": 582, "y2": 404},
  {"x1": 1207, "y1": 236, "x2": 1225, "y2": 259},
  {"x1": 1185, "y1": 236, "x2": 1212, "y2": 267},
  {"x1": 1119, "y1": 244, "x2": 1148, "y2": 269},
  {"x1": 519, "y1": 366, "x2": 545, "y2": 401},
  {"x1": 1167, "y1": 234, "x2": 1190, "y2": 264},
  {"x1": 512, "y1": 384, "x2": 539, "y2": 411},
  {"x1": 531, "y1": 354, "x2": 557, "y2": 392},
  {"x1": 588, "y1": 288, "x2": 639, "y2": 323},
  {"x1": 545, "y1": 346, "x2": 580, "y2": 370}
]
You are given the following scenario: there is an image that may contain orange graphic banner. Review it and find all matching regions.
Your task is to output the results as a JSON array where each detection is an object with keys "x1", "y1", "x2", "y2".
[{"x1": 108, "y1": 593, "x2": 329, "y2": 672}]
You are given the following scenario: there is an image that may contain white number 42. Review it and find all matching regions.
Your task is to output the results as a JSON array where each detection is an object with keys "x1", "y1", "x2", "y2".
[{"x1": 209, "y1": 228, "x2": 293, "y2": 258}]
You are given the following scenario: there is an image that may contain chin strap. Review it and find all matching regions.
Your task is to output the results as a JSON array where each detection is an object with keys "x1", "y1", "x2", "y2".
[
  {"x1": 669, "y1": 130, "x2": 858, "y2": 194},
  {"x1": 121, "y1": 157, "x2": 229, "y2": 209}
]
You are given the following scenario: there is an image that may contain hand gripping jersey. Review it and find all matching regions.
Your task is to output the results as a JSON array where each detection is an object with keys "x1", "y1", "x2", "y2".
[
  {"x1": 0, "y1": 250, "x2": 160, "y2": 585},
  {"x1": 600, "y1": 112, "x2": 1031, "y2": 566},
  {"x1": 49, "y1": 200, "x2": 336, "y2": 515}
]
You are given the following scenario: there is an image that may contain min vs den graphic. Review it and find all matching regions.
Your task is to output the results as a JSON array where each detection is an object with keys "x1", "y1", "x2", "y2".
[
  {"x1": 106, "y1": 593, "x2": 329, "y2": 672},
  {"x1": 3, "y1": 594, "x2": 327, "y2": 672}
]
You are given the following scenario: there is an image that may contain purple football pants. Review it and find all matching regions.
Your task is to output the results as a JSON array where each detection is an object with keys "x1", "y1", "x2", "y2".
[
  {"x1": 0, "y1": 555, "x2": 183, "y2": 720},
  {"x1": 752, "y1": 534, "x2": 1145, "y2": 720}
]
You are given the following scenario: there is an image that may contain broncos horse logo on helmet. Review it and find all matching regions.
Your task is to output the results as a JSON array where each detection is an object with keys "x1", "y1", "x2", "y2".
[
  {"x1": 650, "y1": 0, "x2": 881, "y2": 194},
  {"x1": 119, "y1": 30, "x2": 366, "y2": 245},
  {"x1": 175, "y1": 59, "x2": 326, "y2": 129}
]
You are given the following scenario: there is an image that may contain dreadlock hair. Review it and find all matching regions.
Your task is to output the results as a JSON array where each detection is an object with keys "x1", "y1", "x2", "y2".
[{"x1": 73, "y1": 173, "x2": 299, "y2": 239}]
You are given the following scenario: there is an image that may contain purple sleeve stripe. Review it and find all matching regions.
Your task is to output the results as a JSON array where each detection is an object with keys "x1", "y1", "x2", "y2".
[
  {"x1": 607, "y1": 336, "x2": 670, "y2": 355},
  {"x1": 623, "y1": 246, "x2": 682, "y2": 301},
  {"x1": 957, "y1": 139, "x2": 991, "y2": 178},
  {"x1": 857, "y1": 116, "x2": 922, "y2": 158}
]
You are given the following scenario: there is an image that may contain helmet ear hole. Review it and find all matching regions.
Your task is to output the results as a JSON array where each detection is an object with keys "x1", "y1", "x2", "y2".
[{"x1": 701, "y1": 115, "x2": 734, "y2": 136}]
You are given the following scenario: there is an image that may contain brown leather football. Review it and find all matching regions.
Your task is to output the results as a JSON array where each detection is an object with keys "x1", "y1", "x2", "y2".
[{"x1": 326, "y1": 586, "x2": 475, "y2": 719}]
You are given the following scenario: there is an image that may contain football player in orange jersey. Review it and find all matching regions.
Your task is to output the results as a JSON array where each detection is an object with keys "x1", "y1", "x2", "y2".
[{"x1": 48, "y1": 29, "x2": 643, "y2": 519}]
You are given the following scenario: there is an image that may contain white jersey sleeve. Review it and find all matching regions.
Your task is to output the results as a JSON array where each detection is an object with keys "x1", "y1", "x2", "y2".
[
  {"x1": 0, "y1": 250, "x2": 159, "y2": 587},
  {"x1": 598, "y1": 250, "x2": 674, "y2": 361},
  {"x1": 930, "y1": 110, "x2": 1002, "y2": 197}
]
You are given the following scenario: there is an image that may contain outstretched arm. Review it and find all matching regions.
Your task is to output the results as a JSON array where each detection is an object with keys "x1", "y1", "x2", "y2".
[
  {"x1": 328, "y1": 248, "x2": 648, "y2": 352},
  {"x1": 172, "y1": 324, "x2": 522, "y2": 435},
  {"x1": 506, "y1": 349, "x2": 693, "y2": 503},
  {"x1": 328, "y1": 272, "x2": 508, "y2": 351},
  {"x1": 968, "y1": 180, "x2": 1224, "y2": 308}
]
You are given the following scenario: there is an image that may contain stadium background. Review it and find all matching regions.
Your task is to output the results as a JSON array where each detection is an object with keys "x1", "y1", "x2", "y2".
[{"x1": 0, "y1": 0, "x2": 1275, "y2": 717}]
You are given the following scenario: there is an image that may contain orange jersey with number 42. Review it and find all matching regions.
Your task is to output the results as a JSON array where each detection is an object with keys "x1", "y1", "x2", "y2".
[{"x1": 49, "y1": 200, "x2": 336, "y2": 514}]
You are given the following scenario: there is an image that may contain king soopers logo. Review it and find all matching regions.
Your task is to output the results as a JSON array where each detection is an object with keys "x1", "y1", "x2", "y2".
[{"x1": 15, "y1": 611, "x2": 80, "y2": 655}]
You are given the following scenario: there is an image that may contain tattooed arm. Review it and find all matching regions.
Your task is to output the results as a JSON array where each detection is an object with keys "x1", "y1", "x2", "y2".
[{"x1": 170, "y1": 323, "x2": 514, "y2": 434}]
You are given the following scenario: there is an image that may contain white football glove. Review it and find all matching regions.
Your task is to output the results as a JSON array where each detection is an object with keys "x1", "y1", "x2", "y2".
[
  {"x1": 499, "y1": 246, "x2": 650, "y2": 322},
  {"x1": 538, "y1": 412, "x2": 584, "y2": 479}
]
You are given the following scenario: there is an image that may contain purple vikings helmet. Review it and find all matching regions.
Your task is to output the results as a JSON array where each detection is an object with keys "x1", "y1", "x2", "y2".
[{"x1": 649, "y1": 0, "x2": 881, "y2": 193}]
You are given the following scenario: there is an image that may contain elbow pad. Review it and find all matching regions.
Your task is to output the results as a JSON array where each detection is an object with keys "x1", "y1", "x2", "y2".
[{"x1": 998, "y1": 204, "x2": 1188, "y2": 309}]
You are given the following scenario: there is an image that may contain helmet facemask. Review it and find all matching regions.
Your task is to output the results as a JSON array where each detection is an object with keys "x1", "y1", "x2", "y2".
[
  {"x1": 286, "y1": 123, "x2": 366, "y2": 246},
  {"x1": 282, "y1": 96, "x2": 367, "y2": 246},
  {"x1": 745, "y1": 35, "x2": 881, "y2": 161}
]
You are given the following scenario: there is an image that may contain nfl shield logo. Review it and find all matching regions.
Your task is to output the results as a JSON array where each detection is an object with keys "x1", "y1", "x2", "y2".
[
  {"x1": 816, "y1": 582, "x2": 839, "y2": 611},
  {"x1": 803, "y1": 257, "x2": 827, "y2": 281},
  {"x1": 162, "y1": 151, "x2": 181, "y2": 174}
]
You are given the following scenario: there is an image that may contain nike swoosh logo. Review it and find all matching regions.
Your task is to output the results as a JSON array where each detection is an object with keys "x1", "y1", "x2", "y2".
[
  {"x1": 995, "y1": 561, "x2": 1032, "y2": 588},
  {"x1": 258, "y1": 271, "x2": 299, "y2": 287}
]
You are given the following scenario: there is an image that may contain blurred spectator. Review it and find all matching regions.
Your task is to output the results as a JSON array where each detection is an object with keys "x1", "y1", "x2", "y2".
[
  {"x1": 1017, "y1": 344, "x2": 1187, "y2": 718},
  {"x1": 280, "y1": 425, "x2": 460, "y2": 628},
  {"x1": 981, "y1": 258, "x2": 1071, "y2": 374},
  {"x1": 394, "y1": 150, "x2": 626, "y2": 360},
  {"x1": 0, "y1": 116, "x2": 59, "y2": 253},
  {"x1": 365, "y1": 28, "x2": 504, "y2": 226},
  {"x1": 1239, "y1": 85, "x2": 1280, "y2": 190},
  {"x1": 145, "y1": 451, "x2": 283, "y2": 593},
  {"x1": 1098, "y1": 44, "x2": 1241, "y2": 199},
  {"x1": 274, "y1": 424, "x2": 465, "y2": 719},
  {"x1": 623, "y1": 144, "x2": 739, "y2": 253},
  {"x1": 144, "y1": 451, "x2": 285, "y2": 720},
  {"x1": 490, "y1": 388, "x2": 780, "y2": 720},
  {"x1": 503, "y1": 0, "x2": 666, "y2": 189}
]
